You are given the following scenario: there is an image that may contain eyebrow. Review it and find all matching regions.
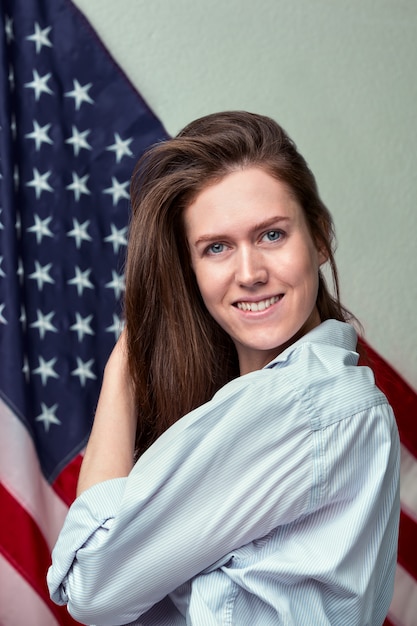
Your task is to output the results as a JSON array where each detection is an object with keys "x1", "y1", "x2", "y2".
[{"x1": 194, "y1": 216, "x2": 291, "y2": 246}]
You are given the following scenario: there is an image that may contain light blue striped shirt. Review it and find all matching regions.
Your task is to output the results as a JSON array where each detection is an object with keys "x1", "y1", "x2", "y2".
[{"x1": 47, "y1": 320, "x2": 400, "y2": 626}]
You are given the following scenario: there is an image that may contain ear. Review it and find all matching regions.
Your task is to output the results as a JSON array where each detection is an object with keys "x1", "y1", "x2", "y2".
[
  {"x1": 318, "y1": 246, "x2": 328, "y2": 267},
  {"x1": 315, "y1": 218, "x2": 330, "y2": 267}
]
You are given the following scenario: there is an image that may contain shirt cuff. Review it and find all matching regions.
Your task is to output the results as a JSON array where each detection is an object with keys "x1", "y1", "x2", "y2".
[{"x1": 47, "y1": 477, "x2": 127, "y2": 604}]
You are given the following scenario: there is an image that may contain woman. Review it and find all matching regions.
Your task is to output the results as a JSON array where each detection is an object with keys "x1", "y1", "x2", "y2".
[{"x1": 48, "y1": 111, "x2": 400, "y2": 625}]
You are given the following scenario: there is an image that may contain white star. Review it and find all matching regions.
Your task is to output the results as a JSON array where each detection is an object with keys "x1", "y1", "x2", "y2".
[
  {"x1": 106, "y1": 132, "x2": 134, "y2": 163},
  {"x1": 0, "y1": 304, "x2": 7, "y2": 325},
  {"x1": 105, "y1": 270, "x2": 125, "y2": 300},
  {"x1": 30, "y1": 310, "x2": 58, "y2": 340},
  {"x1": 26, "y1": 23, "x2": 52, "y2": 53},
  {"x1": 17, "y1": 258, "x2": 24, "y2": 284},
  {"x1": 15, "y1": 211, "x2": 21, "y2": 237},
  {"x1": 26, "y1": 168, "x2": 53, "y2": 199},
  {"x1": 20, "y1": 305, "x2": 27, "y2": 330},
  {"x1": 8, "y1": 64, "x2": 15, "y2": 91},
  {"x1": 66, "y1": 172, "x2": 90, "y2": 201},
  {"x1": 64, "y1": 79, "x2": 94, "y2": 110},
  {"x1": 32, "y1": 356, "x2": 59, "y2": 386},
  {"x1": 103, "y1": 177, "x2": 130, "y2": 206},
  {"x1": 104, "y1": 224, "x2": 128, "y2": 254},
  {"x1": 0, "y1": 208, "x2": 3, "y2": 230},
  {"x1": 24, "y1": 69, "x2": 53, "y2": 101},
  {"x1": 11, "y1": 115, "x2": 16, "y2": 140},
  {"x1": 67, "y1": 266, "x2": 94, "y2": 296},
  {"x1": 5, "y1": 16, "x2": 13, "y2": 44},
  {"x1": 25, "y1": 120, "x2": 53, "y2": 151},
  {"x1": 27, "y1": 214, "x2": 54, "y2": 244},
  {"x1": 106, "y1": 314, "x2": 124, "y2": 341},
  {"x1": 28, "y1": 261, "x2": 55, "y2": 290},
  {"x1": 13, "y1": 163, "x2": 19, "y2": 189},
  {"x1": 0, "y1": 256, "x2": 5, "y2": 277},
  {"x1": 36, "y1": 402, "x2": 61, "y2": 432},
  {"x1": 65, "y1": 125, "x2": 92, "y2": 157},
  {"x1": 22, "y1": 355, "x2": 30, "y2": 383},
  {"x1": 71, "y1": 357, "x2": 97, "y2": 387},
  {"x1": 70, "y1": 312, "x2": 95, "y2": 342},
  {"x1": 67, "y1": 218, "x2": 92, "y2": 249}
]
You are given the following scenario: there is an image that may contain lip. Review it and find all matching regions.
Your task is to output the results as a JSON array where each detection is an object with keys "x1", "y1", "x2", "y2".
[{"x1": 234, "y1": 294, "x2": 283, "y2": 313}]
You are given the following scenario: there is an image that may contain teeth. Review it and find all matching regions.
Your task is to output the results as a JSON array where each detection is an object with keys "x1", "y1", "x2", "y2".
[{"x1": 237, "y1": 296, "x2": 280, "y2": 312}]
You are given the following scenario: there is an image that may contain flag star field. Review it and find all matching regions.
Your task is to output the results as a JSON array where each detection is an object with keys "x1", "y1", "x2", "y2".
[{"x1": 0, "y1": 0, "x2": 168, "y2": 484}]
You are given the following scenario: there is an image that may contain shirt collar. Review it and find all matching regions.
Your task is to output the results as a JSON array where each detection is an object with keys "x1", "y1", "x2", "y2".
[{"x1": 264, "y1": 319, "x2": 358, "y2": 369}]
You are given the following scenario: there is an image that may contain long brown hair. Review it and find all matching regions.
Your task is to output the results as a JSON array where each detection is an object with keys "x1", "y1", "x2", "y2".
[{"x1": 125, "y1": 111, "x2": 356, "y2": 455}]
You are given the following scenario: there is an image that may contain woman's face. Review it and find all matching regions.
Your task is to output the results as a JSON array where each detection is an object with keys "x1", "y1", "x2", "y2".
[{"x1": 184, "y1": 167, "x2": 326, "y2": 374}]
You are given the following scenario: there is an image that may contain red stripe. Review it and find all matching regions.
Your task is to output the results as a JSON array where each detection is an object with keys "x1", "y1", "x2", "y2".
[
  {"x1": 52, "y1": 454, "x2": 83, "y2": 506},
  {"x1": 360, "y1": 340, "x2": 417, "y2": 458},
  {"x1": 0, "y1": 483, "x2": 81, "y2": 626},
  {"x1": 361, "y1": 341, "x2": 417, "y2": 622},
  {"x1": 398, "y1": 509, "x2": 417, "y2": 582}
]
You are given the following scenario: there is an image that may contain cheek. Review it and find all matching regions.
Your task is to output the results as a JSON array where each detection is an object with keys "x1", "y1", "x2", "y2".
[
  {"x1": 282, "y1": 244, "x2": 318, "y2": 278},
  {"x1": 193, "y1": 263, "x2": 219, "y2": 303},
  {"x1": 288, "y1": 247, "x2": 321, "y2": 293}
]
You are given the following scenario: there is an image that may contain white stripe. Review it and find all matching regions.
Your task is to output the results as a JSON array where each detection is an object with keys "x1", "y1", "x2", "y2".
[
  {"x1": 388, "y1": 563, "x2": 417, "y2": 626},
  {"x1": 400, "y1": 443, "x2": 417, "y2": 522},
  {"x1": 0, "y1": 553, "x2": 60, "y2": 626},
  {"x1": 0, "y1": 397, "x2": 69, "y2": 549}
]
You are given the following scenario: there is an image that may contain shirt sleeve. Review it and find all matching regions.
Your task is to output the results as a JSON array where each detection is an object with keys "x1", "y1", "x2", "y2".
[{"x1": 47, "y1": 365, "x2": 317, "y2": 625}]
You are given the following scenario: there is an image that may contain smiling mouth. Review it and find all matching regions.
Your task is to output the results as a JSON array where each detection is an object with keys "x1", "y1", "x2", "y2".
[{"x1": 236, "y1": 295, "x2": 282, "y2": 312}]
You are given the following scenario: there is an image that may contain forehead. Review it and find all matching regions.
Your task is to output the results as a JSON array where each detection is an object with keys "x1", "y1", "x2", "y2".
[{"x1": 184, "y1": 167, "x2": 305, "y2": 235}]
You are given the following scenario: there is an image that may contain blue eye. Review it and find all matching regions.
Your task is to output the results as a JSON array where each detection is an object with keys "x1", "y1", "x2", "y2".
[
  {"x1": 207, "y1": 243, "x2": 225, "y2": 255},
  {"x1": 263, "y1": 230, "x2": 282, "y2": 242}
]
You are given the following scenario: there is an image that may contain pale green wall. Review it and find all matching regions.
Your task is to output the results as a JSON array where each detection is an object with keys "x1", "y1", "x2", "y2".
[{"x1": 74, "y1": 0, "x2": 417, "y2": 388}]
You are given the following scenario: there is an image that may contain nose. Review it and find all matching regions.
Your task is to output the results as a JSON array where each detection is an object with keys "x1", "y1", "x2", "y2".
[{"x1": 235, "y1": 245, "x2": 268, "y2": 287}]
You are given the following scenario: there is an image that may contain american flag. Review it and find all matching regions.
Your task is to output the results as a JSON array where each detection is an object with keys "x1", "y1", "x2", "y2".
[
  {"x1": 0, "y1": 1, "x2": 416, "y2": 625},
  {"x1": 0, "y1": 0, "x2": 167, "y2": 623}
]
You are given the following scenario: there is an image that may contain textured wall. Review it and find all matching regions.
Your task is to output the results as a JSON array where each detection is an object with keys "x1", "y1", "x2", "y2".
[{"x1": 73, "y1": 0, "x2": 417, "y2": 388}]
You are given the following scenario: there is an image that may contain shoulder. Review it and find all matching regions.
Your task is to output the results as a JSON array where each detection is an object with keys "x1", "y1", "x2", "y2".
[{"x1": 267, "y1": 320, "x2": 391, "y2": 430}]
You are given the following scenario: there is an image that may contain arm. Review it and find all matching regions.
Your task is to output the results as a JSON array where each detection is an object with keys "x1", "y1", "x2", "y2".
[{"x1": 77, "y1": 332, "x2": 136, "y2": 495}]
